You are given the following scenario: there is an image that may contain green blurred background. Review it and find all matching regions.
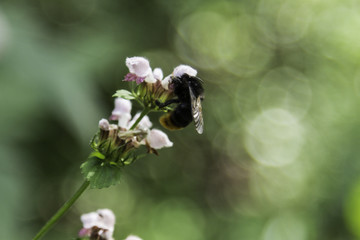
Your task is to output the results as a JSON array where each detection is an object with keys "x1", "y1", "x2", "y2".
[{"x1": 1, "y1": 0, "x2": 360, "y2": 239}]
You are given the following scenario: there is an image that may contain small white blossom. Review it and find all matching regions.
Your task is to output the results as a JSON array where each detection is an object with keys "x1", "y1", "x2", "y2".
[
  {"x1": 126, "y1": 57, "x2": 152, "y2": 78},
  {"x1": 99, "y1": 119, "x2": 110, "y2": 131},
  {"x1": 125, "y1": 235, "x2": 143, "y2": 240},
  {"x1": 110, "y1": 98, "x2": 132, "y2": 128},
  {"x1": 79, "y1": 209, "x2": 116, "y2": 240},
  {"x1": 112, "y1": 98, "x2": 132, "y2": 116},
  {"x1": 146, "y1": 129, "x2": 173, "y2": 149},
  {"x1": 173, "y1": 64, "x2": 197, "y2": 77},
  {"x1": 124, "y1": 57, "x2": 154, "y2": 84},
  {"x1": 127, "y1": 112, "x2": 153, "y2": 130},
  {"x1": 153, "y1": 68, "x2": 163, "y2": 81},
  {"x1": 161, "y1": 75, "x2": 172, "y2": 90}
]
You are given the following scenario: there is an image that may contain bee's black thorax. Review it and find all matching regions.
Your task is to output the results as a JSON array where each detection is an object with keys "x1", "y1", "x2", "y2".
[
  {"x1": 171, "y1": 74, "x2": 204, "y2": 100},
  {"x1": 172, "y1": 76, "x2": 191, "y2": 103}
]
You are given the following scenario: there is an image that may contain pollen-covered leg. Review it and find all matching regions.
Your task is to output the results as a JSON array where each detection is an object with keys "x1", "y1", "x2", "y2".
[{"x1": 156, "y1": 99, "x2": 180, "y2": 108}]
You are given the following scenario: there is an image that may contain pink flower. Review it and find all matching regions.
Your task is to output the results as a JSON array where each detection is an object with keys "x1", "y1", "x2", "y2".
[
  {"x1": 124, "y1": 57, "x2": 154, "y2": 84},
  {"x1": 110, "y1": 98, "x2": 132, "y2": 128},
  {"x1": 126, "y1": 57, "x2": 151, "y2": 78},
  {"x1": 146, "y1": 129, "x2": 173, "y2": 149}
]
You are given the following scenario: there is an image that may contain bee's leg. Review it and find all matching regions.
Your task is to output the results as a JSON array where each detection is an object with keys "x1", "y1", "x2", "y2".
[{"x1": 155, "y1": 99, "x2": 180, "y2": 108}]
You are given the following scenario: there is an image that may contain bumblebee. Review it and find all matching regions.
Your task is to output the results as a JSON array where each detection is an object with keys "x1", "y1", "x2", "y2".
[{"x1": 156, "y1": 73, "x2": 204, "y2": 134}]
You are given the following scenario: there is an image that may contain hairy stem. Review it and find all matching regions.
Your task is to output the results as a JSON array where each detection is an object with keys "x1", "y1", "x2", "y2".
[{"x1": 32, "y1": 180, "x2": 90, "y2": 240}]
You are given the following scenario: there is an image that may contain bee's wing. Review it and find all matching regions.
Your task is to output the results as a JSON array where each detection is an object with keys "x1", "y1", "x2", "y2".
[{"x1": 189, "y1": 86, "x2": 204, "y2": 134}]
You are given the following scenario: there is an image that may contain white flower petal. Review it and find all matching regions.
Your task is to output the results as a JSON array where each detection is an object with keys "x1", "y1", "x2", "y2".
[
  {"x1": 96, "y1": 209, "x2": 116, "y2": 232},
  {"x1": 118, "y1": 113, "x2": 132, "y2": 129},
  {"x1": 125, "y1": 235, "x2": 143, "y2": 240},
  {"x1": 81, "y1": 212, "x2": 99, "y2": 229},
  {"x1": 145, "y1": 73, "x2": 157, "y2": 83},
  {"x1": 126, "y1": 57, "x2": 152, "y2": 78},
  {"x1": 111, "y1": 98, "x2": 132, "y2": 121},
  {"x1": 173, "y1": 64, "x2": 197, "y2": 77},
  {"x1": 99, "y1": 119, "x2": 110, "y2": 130},
  {"x1": 153, "y1": 68, "x2": 163, "y2": 81},
  {"x1": 146, "y1": 129, "x2": 173, "y2": 149},
  {"x1": 128, "y1": 113, "x2": 153, "y2": 130},
  {"x1": 161, "y1": 75, "x2": 172, "y2": 90},
  {"x1": 114, "y1": 98, "x2": 132, "y2": 114},
  {"x1": 103, "y1": 232, "x2": 114, "y2": 240},
  {"x1": 80, "y1": 209, "x2": 116, "y2": 232}
]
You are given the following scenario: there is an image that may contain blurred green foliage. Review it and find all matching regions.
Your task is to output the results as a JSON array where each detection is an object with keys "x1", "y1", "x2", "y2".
[{"x1": 1, "y1": 0, "x2": 360, "y2": 239}]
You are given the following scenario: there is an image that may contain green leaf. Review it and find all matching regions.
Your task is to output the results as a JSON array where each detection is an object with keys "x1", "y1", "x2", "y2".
[
  {"x1": 113, "y1": 89, "x2": 135, "y2": 100},
  {"x1": 80, "y1": 157, "x2": 122, "y2": 189}
]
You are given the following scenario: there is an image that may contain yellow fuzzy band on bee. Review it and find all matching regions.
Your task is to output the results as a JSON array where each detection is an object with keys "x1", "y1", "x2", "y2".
[{"x1": 159, "y1": 113, "x2": 183, "y2": 130}]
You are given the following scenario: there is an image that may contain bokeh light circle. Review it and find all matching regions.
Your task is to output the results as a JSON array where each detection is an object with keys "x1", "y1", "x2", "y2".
[
  {"x1": 175, "y1": 11, "x2": 227, "y2": 69},
  {"x1": 258, "y1": 67, "x2": 312, "y2": 120},
  {"x1": 262, "y1": 213, "x2": 308, "y2": 240},
  {"x1": 175, "y1": 8, "x2": 272, "y2": 75},
  {"x1": 245, "y1": 108, "x2": 304, "y2": 167},
  {"x1": 256, "y1": 0, "x2": 313, "y2": 46},
  {"x1": 249, "y1": 162, "x2": 309, "y2": 207}
]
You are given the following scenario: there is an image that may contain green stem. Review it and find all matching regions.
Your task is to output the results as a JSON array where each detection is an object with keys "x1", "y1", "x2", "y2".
[
  {"x1": 33, "y1": 180, "x2": 90, "y2": 240},
  {"x1": 129, "y1": 107, "x2": 151, "y2": 130}
]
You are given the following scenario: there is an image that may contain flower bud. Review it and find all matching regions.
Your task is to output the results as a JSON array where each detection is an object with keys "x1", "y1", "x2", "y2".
[
  {"x1": 99, "y1": 119, "x2": 110, "y2": 140},
  {"x1": 153, "y1": 68, "x2": 163, "y2": 81},
  {"x1": 99, "y1": 118, "x2": 110, "y2": 131},
  {"x1": 146, "y1": 129, "x2": 173, "y2": 149}
]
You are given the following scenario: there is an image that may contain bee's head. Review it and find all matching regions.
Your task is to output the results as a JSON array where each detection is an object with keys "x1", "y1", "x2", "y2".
[{"x1": 168, "y1": 74, "x2": 188, "y2": 91}]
